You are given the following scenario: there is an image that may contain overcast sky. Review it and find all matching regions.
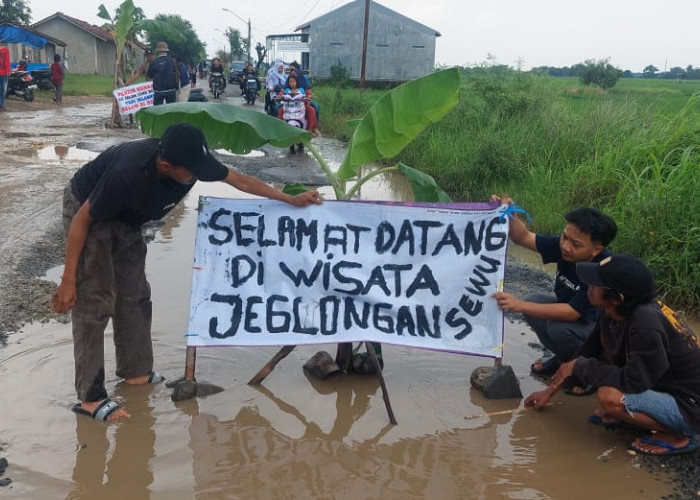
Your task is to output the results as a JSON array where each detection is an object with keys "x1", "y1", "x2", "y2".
[{"x1": 29, "y1": 0, "x2": 700, "y2": 72}]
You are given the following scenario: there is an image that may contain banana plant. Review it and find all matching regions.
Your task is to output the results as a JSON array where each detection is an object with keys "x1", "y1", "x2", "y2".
[
  {"x1": 137, "y1": 67, "x2": 460, "y2": 202},
  {"x1": 99, "y1": 0, "x2": 183, "y2": 127}
]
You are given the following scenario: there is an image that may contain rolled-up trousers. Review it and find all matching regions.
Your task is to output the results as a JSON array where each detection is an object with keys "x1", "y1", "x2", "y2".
[{"x1": 63, "y1": 183, "x2": 153, "y2": 402}]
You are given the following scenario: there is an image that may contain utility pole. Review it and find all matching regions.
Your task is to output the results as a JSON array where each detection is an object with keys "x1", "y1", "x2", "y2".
[
  {"x1": 360, "y1": 0, "x2": 370, "y2": 89},
  {"x1": 222, "y1": 8, "x2": 252, "y2": 63},
  {"x1": 246, "y1": 18, "x2": 252, "y2": 63}
]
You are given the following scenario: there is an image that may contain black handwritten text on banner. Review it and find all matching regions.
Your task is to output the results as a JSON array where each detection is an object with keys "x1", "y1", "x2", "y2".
[{"x1": 187, "y1": 199, "x2": 509, "y2": 357}]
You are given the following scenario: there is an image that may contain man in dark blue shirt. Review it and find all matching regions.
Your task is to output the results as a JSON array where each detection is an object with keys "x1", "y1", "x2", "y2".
[
  {"x1": 492, "y1": 197, "x2": 617, "y2": 389},
  {"x1": 147, "y1": 42, "x2": 178, "y2": 105},
  {"x1": 53, "y1": 123, "x2": 321, "y2": 422}
]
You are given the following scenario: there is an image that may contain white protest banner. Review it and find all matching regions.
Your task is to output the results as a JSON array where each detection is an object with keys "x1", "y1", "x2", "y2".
[
  {"x1": 112, "y1": 81, "x2": 153, "y2": 114},
  {"x1": 186, "y1": 199, "x2": 509, "y2": 357}
]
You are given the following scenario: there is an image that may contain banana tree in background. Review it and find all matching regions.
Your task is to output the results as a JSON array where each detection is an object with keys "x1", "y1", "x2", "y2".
[
  {"x1": 137, "y1": 67, "x2": 460, "y2": 202},
  {"x1": 98, "y1": 0, "x2": 182, "y2": 127}
]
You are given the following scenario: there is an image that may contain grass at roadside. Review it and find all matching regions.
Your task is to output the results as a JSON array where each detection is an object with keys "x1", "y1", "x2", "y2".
[
  {"x1": 313, "y1": 74, "x2": 700, "y2": 313},
  {"x1": 63, "y1": 73, "x2": 115, "y2": 97}
]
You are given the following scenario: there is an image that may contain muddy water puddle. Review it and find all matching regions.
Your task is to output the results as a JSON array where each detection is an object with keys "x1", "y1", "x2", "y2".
[
  {"x1": 0, "y1": 180, "x2": 673, "y2": 499},
  {"x1": 7, "y1": 145, "x2": 98, "y2": 163}
]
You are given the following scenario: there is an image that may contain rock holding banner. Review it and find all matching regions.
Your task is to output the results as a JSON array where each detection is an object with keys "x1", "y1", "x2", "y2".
[
  {"x1": 113, "y1": 81, "x2": 154, "y2": 114},
  {"x1": 186, "y1": 199, "x2": 509, "y2": 358}
]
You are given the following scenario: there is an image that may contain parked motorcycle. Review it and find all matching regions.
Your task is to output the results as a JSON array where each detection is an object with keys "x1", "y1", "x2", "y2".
[
  {"x1": 210, "y1": 71, "x2": 225, "y2": 99},
  {"x1": 6, "y1": 70, "x2": 37, "y2": 102},
  {"x1": 30, "y1": 68, "x2": 54, "y2": 90},
  {"x1": 243, "y1": 75, "x2": 259, "y2": 105}
]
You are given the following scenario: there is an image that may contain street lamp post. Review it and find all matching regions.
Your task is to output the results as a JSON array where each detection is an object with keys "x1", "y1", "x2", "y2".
[{"x1": 222, "y1": 7, "x2": 251, "y2": 63}]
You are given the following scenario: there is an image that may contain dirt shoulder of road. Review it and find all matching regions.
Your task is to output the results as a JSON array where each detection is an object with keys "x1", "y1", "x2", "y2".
[{"x1": 3, "y1": 94, "x2": 112, "y2": 113}]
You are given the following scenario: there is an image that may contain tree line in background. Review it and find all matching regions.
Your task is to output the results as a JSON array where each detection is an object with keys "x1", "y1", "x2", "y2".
[
  {"x1": 534, "y1": 61, "x2": 700, "y2": 81},
  {"x1": 466, "y1": 57, "x2": 700, "y2": 91}
]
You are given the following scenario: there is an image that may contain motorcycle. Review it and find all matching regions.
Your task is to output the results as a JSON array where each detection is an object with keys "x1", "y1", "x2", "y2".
[
  {"x1": 210, "y1": 71, "x2": 225, "y2": 99},
  {"x1": 6, "y1": 70, "x2": 37, "y2": 102},
  {"x1": 30, "y1": 68, "x2": 54, "y2": 90},
  {"x1": 243, "y1": 75, "x2": 259, "y2": 105},
  {"x1": 276, "y1": 90, "x2": 308, "y2": 153}
]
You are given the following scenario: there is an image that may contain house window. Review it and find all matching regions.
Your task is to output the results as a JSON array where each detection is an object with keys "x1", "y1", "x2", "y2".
[
  {"x1": 411, "y1": 45, "x2": 425, "y2": 49},
  {"x1": 376, "y1": 44, "x2": 389, "y2": 48},
  {"x1": 330, "y1": 42, "x2": 344, "y2": 46}
]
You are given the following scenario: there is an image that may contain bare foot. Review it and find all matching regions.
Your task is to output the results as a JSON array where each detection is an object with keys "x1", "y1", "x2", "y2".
[
  {"x1": 123, "y1": 374, "x2": 150, "y2": 384},
  {"x1": 80, "y1": 400, "x2": 130, "y2": 421}
]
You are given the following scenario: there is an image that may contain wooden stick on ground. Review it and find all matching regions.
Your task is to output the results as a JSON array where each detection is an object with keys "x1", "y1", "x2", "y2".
[
  {"x1": 464, "y1": 403, "x2": 554, "y2": 420},
  {"x1": 366, "y1": 344, "x2": 397, "y2": 425},
  {"x1": 248, "y1": 345, "x2": 296, "y2": 385}
]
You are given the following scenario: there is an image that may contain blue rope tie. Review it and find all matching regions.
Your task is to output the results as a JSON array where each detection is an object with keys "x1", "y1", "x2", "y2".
[{"x1": 498, "y1": 203, "x2": 533, "y2": 223}]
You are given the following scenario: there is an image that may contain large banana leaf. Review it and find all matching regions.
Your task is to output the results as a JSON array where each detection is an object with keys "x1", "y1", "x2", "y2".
[
  {"x1": 137, "y1": 103, "x2": 312, "y2": 153},
  {"x1": 337, "y1": 68, "x2": 460, "y2": 180},
  {"x1": 397, "y1": 162, "x2": 452, "y2": 202}
]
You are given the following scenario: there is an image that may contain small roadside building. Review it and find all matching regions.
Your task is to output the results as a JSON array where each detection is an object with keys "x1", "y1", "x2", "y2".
[
  {"x1": 0, "y1": 22, "x2": 66, "y2": 65},
  {"x1": 31, "y1": 12, "x2": 146, "y2": 75},
  {"x1": 295, "y1": 0, "x2": 440, "y2": 82}
]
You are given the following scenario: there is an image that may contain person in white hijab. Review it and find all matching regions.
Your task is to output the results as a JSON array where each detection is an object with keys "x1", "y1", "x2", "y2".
[
  {"x1": 265, "y1": 59, "x2": 287, "y2": 114},
  {"x1": 266, "y1": 59, "x2": 287, "y2": 92}
]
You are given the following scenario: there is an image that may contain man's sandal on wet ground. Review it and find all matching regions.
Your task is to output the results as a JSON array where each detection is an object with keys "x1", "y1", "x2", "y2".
[
  {"x1": 116, "y1": 370, "x2": 166, "y2": 385},
  {"x1": 72, "y1": 398, "x2": 124, "y2": 421},
  {"x1": 588, "y1": 414, "x2": 647, "y2": 432},
  {"x1": 146, "y1": 371, "x2": 165, "y2": 383},
  {"x1": 628, "y1": 435, "x2": 700, "y2": 456}
]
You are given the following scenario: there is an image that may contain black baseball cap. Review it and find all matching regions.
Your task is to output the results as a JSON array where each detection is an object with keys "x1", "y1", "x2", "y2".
[
  {"x1": 576, "y1": 254, "x2": 654, "y2": 300},
  {"x1": 158, "y1": 124, "x2": 228, "y2": 181}
]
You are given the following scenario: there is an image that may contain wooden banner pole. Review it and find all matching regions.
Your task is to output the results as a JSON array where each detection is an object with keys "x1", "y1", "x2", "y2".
[
  {"x1": 366, "y1": 344, "x2": 397, "y2": 425},
  {"x1": 184, "y1": 346, "x2": 197, "y2": 381},
  {"x1": 248, "y1": 345, "x2": 296, "y2": 385}
]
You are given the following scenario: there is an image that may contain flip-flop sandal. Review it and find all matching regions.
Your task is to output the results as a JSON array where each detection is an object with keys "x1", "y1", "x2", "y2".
[
  {"x1": 72, "y1": 398, "x2": 124, "y2": 421},
  {"x1": 588, "y1": 414, "x2": 646, "y2": 432},
  {"x1": 530, "y1": 357, "x2": 560, "y2": 376},
  {"x1": 628, "y1": 435, "x2": 700, "y2": 456},
  {"x1": 117, "y1": 371, "x2": 165, "y2": 385},
  {"x1": 147, "y1": 371, "x2": 165, "y2": 383}
]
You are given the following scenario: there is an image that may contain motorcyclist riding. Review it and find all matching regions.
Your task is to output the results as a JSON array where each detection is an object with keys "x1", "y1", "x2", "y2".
[
  {"x1": 275, "y1": 74, "x2": 318, "y2": 152},
  {"x1": 209, "y1": 58, "x2": 226, "y2": 92},
  {"x1": 239, "y1": 61, "x2": 260, "y2": 94},
  {"x1": 289, "y1": 62, "x2": 320, "y2": 136}
]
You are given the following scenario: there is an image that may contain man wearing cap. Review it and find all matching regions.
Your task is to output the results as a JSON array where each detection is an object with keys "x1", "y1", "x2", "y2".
[
  {"x1": 492, "y1": 197, "x2": 617, "y2": 392},
  {"x1": 125, "y1": 47, "x2": 155, "y2": 86},
  {"x1": 52, "y1": 123, "x2": 321, "y2": 422},
  {"x1": 147, "y1": 42, "x2": 178, "y2": 105},
  {"x1": 525, "y1": 254, "x2": 700, "y2": 455}
]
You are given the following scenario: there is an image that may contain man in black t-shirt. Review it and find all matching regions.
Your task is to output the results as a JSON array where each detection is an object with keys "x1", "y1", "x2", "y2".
[
  {"x1": 52, "y1": 123, "x2": 321, "y2": 422},
  {"x1": 491, "y1": 196, "x2": 617, "y2": 389}
]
